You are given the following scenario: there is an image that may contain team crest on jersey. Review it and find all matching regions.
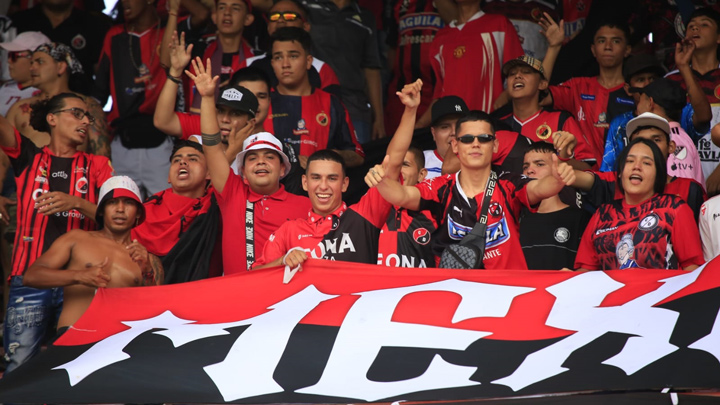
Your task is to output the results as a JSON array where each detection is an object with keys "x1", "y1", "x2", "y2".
[
  {"x1": 413, "y1": 228, "x2": 431, "y2": 245},
  {"x1": 454, "y1": 46, "x2": 466, "y2": 59},
  {"x1": 594, "y1": 112, "x2": 608, "y2": 128},
  {"x1": 554, "y1": 227, "x2": 570, "y2": 243},
  {"x1": 316, "y1": 112, "x2": 329, "y2": 126},
  {"x1": 577, "y1": 0, "x2": 585, "y2": 11},
  {"x1": 75, "y1": 176, "x2": 88, "y2": 194},
  {"x1": 536, "y1": 124, "x2": 552, "y2": 140},
  {"x1": 293, "y1": 119, "x2": 309, "y2": 136},
  {"x1": 71, "y1": 34, "x2": 86, "y2": 50},
  {"x1": 489, "y1": 202, "x2": 503, "y2": 217},
  {"x1": 447, "y1": 215, "x2": 473, "y2": 240},
  {"x1": 638, "y1": 213, "x2": 659, "y2": 231}
]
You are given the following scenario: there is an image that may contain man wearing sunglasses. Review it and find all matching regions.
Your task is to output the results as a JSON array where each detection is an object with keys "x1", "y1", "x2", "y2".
[
  {"x1": 0, "y1": 32, "x2": 48, "y2": 117},
  {"x1": 239, "y1": 0, "x2": 341, "y2": 97},
  {"x1": 369, "y1": 111, "x2": 576, "y2": 269},
  {"x1": 5, "y1": 43, "x2": 110, "y2": 158}
]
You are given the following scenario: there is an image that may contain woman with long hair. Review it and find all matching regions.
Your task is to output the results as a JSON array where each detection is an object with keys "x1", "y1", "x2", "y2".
[{"x1": 575, "y1": 137, "x2": 704, "y2": 271}]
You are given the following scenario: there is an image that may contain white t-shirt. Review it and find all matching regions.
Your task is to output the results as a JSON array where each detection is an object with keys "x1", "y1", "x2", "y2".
[
  {"x1": 0, "y1": 81, "x2": 38, "y2": 117},
  {"x1": 423, "y1": 149, "x2": 444, "y2": 180}
]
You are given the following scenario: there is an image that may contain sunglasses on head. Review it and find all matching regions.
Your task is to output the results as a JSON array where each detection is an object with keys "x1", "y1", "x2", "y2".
[
  {"x1": 268, "y1": 11, "x2": 302, "y2": 22},
  {"x1": 8, "y1": 51, "x2": 32, "y2": 63},
  {"x1": 457, "y1": 134, "x2": 496, "y2": 144},
  {"x1": 53, "y1": 107, "x2": 96, "y2": 124}
]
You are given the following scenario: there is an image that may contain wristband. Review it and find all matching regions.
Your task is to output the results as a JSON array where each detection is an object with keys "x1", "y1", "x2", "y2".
[
  {"x1": 557, "y1": 151, "x2": 574, "y2": 162},
  {"x1": 167, "y1": 75, "x2": 181, "y2": 84},
  {"x1": 202, "y1": 131, "x2": 222, "y2": 146}
]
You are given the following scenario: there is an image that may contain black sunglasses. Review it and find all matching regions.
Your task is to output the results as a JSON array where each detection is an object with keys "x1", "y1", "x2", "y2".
[
  {"x1": 268, "y1": 11, "x2": 302, "y2": 22},
  {"x1": 457, "y1": 134, "x2": 495, "y2": 144}
]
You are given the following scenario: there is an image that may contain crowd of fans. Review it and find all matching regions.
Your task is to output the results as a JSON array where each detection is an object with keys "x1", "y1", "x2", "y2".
[{"x1": 0, "y1": 0, "x2": 719, "y2": 376}]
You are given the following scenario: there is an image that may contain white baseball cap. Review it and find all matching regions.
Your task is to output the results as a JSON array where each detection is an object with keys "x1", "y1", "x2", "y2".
[
  {"x1": 626, "y1": 112, "x2": 671, "y2": 138},
  {"x1": 235, "y1": 132, "x2": 292, "y2": 178},
  {"x1": 0, "y1": 31, "x2": 51, "y2": 52}
]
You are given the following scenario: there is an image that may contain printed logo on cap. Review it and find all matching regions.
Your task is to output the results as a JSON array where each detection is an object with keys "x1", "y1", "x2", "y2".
[
  {"x1": 455, "y1": 104, "x2": 462, "y2": 112},
  {"x1": 222, "y1": 88, "x2": 244, "y2": 102}
]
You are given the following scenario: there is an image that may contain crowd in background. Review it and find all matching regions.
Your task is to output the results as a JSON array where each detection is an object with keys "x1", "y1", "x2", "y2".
[{"x1": 1, "y1": 0, "x2": 720, "y2": 376}]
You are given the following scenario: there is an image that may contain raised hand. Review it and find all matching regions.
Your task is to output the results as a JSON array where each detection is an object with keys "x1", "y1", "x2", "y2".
[
  {"x1": 186, "y1": 57, "x2": 219, "y2": 98},
  {"x1": 539, "y1": 12, "x2": 565, "y2": 47},
  {"x1": 675, "y1": 38, "x2": 695, "y2": 69},
  {"x1": 552, "y1": 130, "x2": 577, "y2": 159},
  {"x1": 396, "y1": 78, "x2": 423, "y2": 109},
  {"x1": 169, "y1": 30, "x2": 194, "y2": 76},
  {"x1": 365, "y1": 155, "x2": 389, "y2": 188}
]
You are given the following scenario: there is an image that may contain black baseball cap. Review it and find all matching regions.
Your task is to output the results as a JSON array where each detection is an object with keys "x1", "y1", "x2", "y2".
[
  {"x1": 216, "y1": 84, "x2": 259, "y2": 118},
  {"x1": 431, "y1": 96, "x2": 468, "y2": 126},
  {"x1": 629, "y1": 78, "x2": 686, "y2": 112},
  {"x1": 623, "y1": 54, "x2": 666, "y2": 83}
]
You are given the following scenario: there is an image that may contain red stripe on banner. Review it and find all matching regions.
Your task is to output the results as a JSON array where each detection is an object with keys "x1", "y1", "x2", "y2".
[{"x1": 54, "y1": 258, "x2": 720, "y2": 346}]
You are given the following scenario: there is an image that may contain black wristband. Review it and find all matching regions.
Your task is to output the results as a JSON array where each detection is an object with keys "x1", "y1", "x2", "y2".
[
  {"x1": 202, "y1": 131, "x2": 222, "y2": 146},
  {"x1": 167, "y1": 75, "x2": 181, "y2": 85}
]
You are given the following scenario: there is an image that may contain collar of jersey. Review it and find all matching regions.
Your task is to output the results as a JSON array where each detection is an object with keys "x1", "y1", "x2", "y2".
[
  {"x1": 247, "y1": 185, "x2": 287, "y2": 203},
  {"x1": 308, "y1": 202, "x2": 347, "y2": 223}
]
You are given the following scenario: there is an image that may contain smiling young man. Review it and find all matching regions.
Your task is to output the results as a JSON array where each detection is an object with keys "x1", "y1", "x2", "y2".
[
  {"x1": 23, "y1": 176, "x2": 163, "y2": 332},
  {"x1": 190, "y1": 57, "x2": 311, "y2": 274},
  {"x1": 370, "y1": 110, "x2": 576, "y2": 270},
  {"x1": 264, "y1": 27, "x2": 364, "y2": 195}
]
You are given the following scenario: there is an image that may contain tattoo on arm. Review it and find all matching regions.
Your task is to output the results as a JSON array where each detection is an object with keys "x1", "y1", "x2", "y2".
[
  {"x1": 142, "y1": 254, "x2": 165, "y2": 286},
  {"x1": 86, "y1": 97, "x2": 112, "y2": 158}
]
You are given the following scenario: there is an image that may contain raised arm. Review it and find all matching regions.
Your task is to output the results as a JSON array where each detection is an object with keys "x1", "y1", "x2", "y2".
[
  {"x1": 23, "y1": 232, "x2": 111, "y2": 289},
  {"x1": 676, "y1": 39, "x2": 712, "y2": 130},
  {"x1": 525, "y1": 154, "x2": 575, "y2": 205},
  {"x1": 0, "y1": 112, "x2": 18, "y2": 149},
  {"x1": 384, "y1": 78, "x2": 423, "y2": 180},
  {"x1": 187, "y1": 57, "x2": 231, "y2": 193},
  {"x1": 155, "y1": 31, "x2": 194, "y2": 137},
  {"x1": 539, "y1": 12, "x2": 565, "y2": 82}
]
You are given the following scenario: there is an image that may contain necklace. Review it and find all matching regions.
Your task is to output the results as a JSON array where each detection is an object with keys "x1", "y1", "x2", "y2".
[{"x1": 127, "y1": 15, "x2": 161, "y2": 78}]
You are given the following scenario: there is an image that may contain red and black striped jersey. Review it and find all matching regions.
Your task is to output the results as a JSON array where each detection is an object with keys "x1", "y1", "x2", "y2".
[
  {"x1": 384, "y1": 0, "x2": 442, "y2": 134},
  {"x1": 576, "y1": 194, "x2": 704, "y2": 270},
  {"x1": 94, "y1": 22, "x2": 167, "y2": 126},
  {"x1": 416, "y1": 171, "x2": 533, "y2": 269},
  {"x1": 377, "y1": 206, "x2": 437, "y2": 268},
  {"x1": 2, "y1": 130, "x2": 113, "y2": 277},
  {"x1": 266, "y1": 89, "x2": 364, "y2": 195}
]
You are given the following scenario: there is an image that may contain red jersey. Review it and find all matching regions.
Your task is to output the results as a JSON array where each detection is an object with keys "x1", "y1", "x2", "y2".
[
  {"x1": 256, "y1": 187, "x2": 392, "y2": 266},
  {"x1": 187, "y1": 39, "x2": 257, "y2": 112},
  {"x1": 429, "y1": 11, "x2": 523, "y2": 113},
  {"x1": 175, "y1": 112, "x2": 201, "y2": 140},
  {"x1": 377, "y1": 207, "x2": 437, "y2": 268},
  {"x1": 385, "y1": 0, "x2": 443, "y2": 134},
  {"x1": 416, "y1": 171, "x2": 533, "y2": 269},
  {"x1": 3, "y1": 130, "x2": 113, "y2": 277},
  {"x1": 575, "y1": 194, "x2": 704, "y2": 270},
  {"x1": 587, "y1": 171, "x2": 707, "y2": 221},
  {"x1": 94, "y1": 23, "x2": 167, "y2": 126},
  {"x1": 216, "y1": 171, "x2": 311, "y2": 274},
  {"x1": 550, "y1": 77, "x2": 628, "y2": 162},
  {"x1": 499, "y1": 109, "x2": 596, "y2": 165}
]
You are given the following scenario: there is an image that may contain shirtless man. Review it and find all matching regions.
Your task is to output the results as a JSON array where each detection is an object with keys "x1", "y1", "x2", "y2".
[
  {"x1": 22, "y1": 176, "x2": 163, "y2": 330},
  {"x1": 4, "y1": 43, "x2": 110, "y2": 157}
]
